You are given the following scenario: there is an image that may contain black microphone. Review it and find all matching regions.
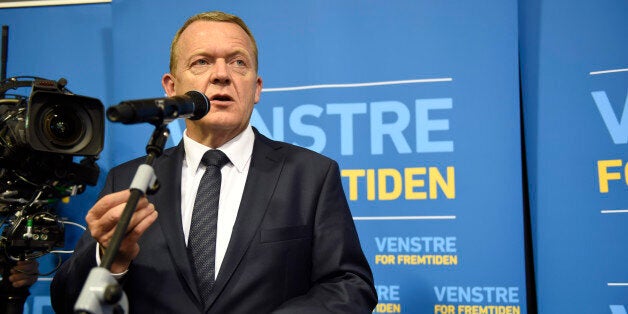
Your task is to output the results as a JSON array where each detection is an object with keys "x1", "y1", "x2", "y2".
[{"x1": 107, "y1": 90, "x2": 209, "y2": 124}]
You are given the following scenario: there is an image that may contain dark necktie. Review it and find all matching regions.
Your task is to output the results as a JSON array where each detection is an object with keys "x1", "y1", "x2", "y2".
[{"x1": 188, "y1": 149, "x2": 229, "y2": 303}]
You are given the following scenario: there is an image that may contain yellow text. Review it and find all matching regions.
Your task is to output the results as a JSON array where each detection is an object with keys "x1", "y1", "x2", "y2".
[
  {"x1": 341, "y1": 166, "x2": 455, "y2": 201},
  {"x1": 598, "y1": 159, "x2": 627, "y2": 193}
]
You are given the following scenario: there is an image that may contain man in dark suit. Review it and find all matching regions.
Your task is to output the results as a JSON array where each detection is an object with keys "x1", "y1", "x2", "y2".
[{"x1": 51, "y1": 11, "x2": 377, "y2": 313}]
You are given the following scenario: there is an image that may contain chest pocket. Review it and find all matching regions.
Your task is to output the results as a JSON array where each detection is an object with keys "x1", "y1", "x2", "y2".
[{"x1": 260, "y1": 225, "x2": 311, "y2": 243}]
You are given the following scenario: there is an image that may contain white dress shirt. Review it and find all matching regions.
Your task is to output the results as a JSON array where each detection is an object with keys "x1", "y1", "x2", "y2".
[{"x1": 180, "y1": 125, "x2": 254, "y2": 278}]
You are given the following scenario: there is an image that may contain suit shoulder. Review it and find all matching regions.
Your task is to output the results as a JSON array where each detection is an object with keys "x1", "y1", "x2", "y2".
[
  {"x1": 255, "y1": 131, "x2": 335, "y2": 166},
  {"x1": 109, "y1": 155, "x2": 144, "y2": 173},
  {"x1": 108, "y1": 145, "x2": 179, "y2": 174}
]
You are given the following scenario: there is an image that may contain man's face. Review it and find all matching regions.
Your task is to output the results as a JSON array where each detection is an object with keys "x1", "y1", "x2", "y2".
[{"x1": 162, "y1": 20, "x2": 262, "y2": 144}]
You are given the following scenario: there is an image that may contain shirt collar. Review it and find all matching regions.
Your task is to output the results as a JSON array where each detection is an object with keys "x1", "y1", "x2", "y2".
[{"x1": 183, "y1": 125, "x2": 254, "y2": 173}]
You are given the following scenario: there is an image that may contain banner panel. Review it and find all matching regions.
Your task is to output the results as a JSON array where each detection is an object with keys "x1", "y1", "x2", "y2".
[
  {"x1": 110, "y1": 1, "x2": 527, "y2": 313},
  {"x1": 520, "y1": 0, "x2": 628, "y2": 313},
  {"x1": 0, "y1": 1, "x2": 528, "y2": 313}
]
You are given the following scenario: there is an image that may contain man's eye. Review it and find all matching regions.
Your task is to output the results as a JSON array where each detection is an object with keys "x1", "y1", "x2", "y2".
[
  {"x1": 233, "y1": 59, "x2": 246, "y2": 67},
  {"x1": 192, "y1": 59, "x2": 209, "y2": 67}
]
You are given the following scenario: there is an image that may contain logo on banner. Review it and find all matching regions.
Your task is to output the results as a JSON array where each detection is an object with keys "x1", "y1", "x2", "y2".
[
  {"x1": 374, "y1": 236, "x2": 458, "y2": 266},
  {"x1": 433, "y1": 286, "x2": 521, "y2": 314},
  {"x1": 252, "y1": 78, "x2": 456, "y2": 206}
]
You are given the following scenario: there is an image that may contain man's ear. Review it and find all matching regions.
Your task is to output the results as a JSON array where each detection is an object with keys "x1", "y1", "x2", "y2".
[
  {"x1": 162, "y1": 73, "x2": 176, "y2": 97},
  {"x1": 254, "y1": 76, "x2": 263, "y2": 104}
]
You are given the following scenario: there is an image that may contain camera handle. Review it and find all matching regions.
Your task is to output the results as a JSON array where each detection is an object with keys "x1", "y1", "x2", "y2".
[{"x1": 74, "y1": 125, "x2": 170, "y2": 314}]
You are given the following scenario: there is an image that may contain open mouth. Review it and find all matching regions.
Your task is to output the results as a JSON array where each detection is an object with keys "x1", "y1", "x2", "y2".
[{"x1": 210, "y1": 94, "x2": 234, "y2": 102}]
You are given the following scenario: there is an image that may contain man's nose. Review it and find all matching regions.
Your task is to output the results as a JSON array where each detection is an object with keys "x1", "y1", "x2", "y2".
[{"x1": 210, "y1": 60, "x2": 230, "y2": 85}]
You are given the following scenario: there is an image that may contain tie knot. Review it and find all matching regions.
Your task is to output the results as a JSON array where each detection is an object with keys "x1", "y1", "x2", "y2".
[{"x1": 201, "y1": 150, "x2": 230, "y2": 168}]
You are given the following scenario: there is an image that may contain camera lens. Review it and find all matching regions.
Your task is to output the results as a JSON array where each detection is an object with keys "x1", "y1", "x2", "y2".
[
  {"x1": 41, "y1": 105, "x2": 85, "y2": 148},
  {"x1": 26, "y1": 90, "x2": 103, "y2": 156}
]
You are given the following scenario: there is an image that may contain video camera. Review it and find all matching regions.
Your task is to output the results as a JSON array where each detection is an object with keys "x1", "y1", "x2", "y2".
[{"x1": 0, "y1": 76, "x2": 104, "y2": 261}]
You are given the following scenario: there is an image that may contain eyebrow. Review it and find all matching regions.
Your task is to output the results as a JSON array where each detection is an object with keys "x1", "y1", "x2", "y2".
[
  {"x1": 226, "y1": 48, "x2": 252, "y2": 61},
  {"x1": 185, "y1": 47, "x2": 251, "y2": 62}
]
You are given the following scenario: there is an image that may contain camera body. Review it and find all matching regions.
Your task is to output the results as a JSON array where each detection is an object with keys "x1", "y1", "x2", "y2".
[
  {"x1": 0, "y1": 76, "x2": 104, "y2": 260},
  {"x1": 1, "y1": 77, "x2": 103, "y2": 156}
]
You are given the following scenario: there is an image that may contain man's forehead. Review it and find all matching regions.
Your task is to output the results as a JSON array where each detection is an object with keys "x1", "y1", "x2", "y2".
[
  {"x1": 181, "y1": 20, "x2": 249, "y2": 42},
  {"x1": 177, "y1": 21, "x2": 251, "y2": 53}
]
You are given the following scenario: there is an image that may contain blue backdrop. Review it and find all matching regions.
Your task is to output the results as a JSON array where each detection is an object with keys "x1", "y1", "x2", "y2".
[{"x1": 0, "y1": 0, "x2": 625, "y2": 313}]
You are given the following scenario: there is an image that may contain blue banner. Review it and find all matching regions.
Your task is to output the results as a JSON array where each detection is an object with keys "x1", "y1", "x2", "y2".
[{"x1": 520, "y1": 0, "x2": 628, "y2": 313}]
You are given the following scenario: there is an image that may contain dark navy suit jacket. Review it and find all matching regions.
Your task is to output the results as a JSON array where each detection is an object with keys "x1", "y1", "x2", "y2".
[{"x1": 51, "y1": 128, "x2": 377, "y2": 313}]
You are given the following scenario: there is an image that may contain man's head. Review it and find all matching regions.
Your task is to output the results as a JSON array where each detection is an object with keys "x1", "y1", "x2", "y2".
[{"x1": 162, "y1": 11, "x2": 262, "y2": 148}]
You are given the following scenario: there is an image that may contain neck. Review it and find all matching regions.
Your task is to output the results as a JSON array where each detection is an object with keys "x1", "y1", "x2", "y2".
[{"x1": 185, "y1": 124, "x2": 246, "y2": 148}]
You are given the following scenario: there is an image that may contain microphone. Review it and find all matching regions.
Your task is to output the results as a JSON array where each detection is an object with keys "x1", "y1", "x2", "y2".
[{"x1": 107, "y1": 90, "x2": 209, "y2": 124}]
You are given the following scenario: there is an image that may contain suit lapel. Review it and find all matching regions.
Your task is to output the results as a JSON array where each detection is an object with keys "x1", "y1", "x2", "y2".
[
  {"x1": 205, "y1": 130, "x2": 284, "y2": 311},
  {"x1": 152, "y1": 142, "x2": 201, "y2": 303}
]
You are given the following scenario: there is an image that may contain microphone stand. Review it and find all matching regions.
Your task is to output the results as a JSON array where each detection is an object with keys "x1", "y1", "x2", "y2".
[{"x1": 74, "y1": 123, "x2": 170, "y2": 314}]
